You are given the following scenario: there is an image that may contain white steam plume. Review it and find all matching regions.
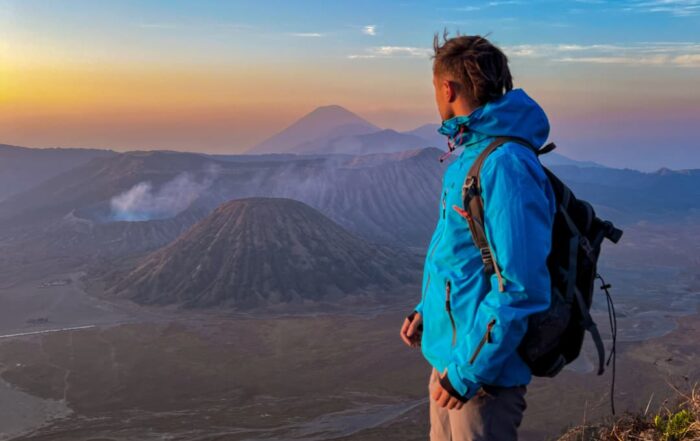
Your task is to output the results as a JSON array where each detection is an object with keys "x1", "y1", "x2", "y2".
[{"x1": 110, "y1": 165, "x2": 219, "y2": 221}]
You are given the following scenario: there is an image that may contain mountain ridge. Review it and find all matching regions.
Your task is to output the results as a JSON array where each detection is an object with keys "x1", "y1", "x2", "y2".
[{"x1": 0, "y1": 144, "x2": 117, "y2": 202}]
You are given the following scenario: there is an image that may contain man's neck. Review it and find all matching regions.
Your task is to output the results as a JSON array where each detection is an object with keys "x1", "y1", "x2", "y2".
[{"x1": 449, "y1": 101, "x2": 475, "y2": 119}]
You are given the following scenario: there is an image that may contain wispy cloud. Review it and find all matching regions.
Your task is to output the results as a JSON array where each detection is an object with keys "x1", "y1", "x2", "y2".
[
  {"x1": 569, "y1": 0, "x2": 699, "y2": 16},
  {"x1": 136, "y1": 22, "x2": 253, "y2": 31},
  {"x1": 138, "y1": 23, "x2": 178, "y2": 29},
  {"x1": 362, "y1": 25, "x2": 377, "y2": 36},
  {"x1": 487, "y1": 0, "x2": 524, "y2": 5},
  {"x1": 348, "y1": 40, "x2": 700, "y2": 65},
  {"x1": 503, "y1": 42, "x2": 700, "y2": 66},
  {"x1": 674, "y1": 53, "x2": 700, "y2": 65},
  {"x1": 289, "y1": 32, "x2": 323, "y2": 37},
  {"x1": 447, "y1": 0, "x2": 523, "y2": 12},
  {"x1": 622, "y1": 0, "x2": 700, "y2": 17},
  {"x1": 557, "y1": 55, "x2": 669, "y2": 64},
  {"x1": 348, "y1": 46, "x2": 432, "y2": 59}
]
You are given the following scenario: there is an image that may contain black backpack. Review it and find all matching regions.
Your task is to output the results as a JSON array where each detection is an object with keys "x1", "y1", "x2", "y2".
[{"x1": 460, "y1": 136, "x2": 623, "y2": 407}]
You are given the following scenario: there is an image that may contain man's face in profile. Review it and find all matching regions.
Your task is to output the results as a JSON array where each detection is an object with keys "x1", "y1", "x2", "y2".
[{"x1": 433, "y1": 72, "x2": 454, "y2": 122}]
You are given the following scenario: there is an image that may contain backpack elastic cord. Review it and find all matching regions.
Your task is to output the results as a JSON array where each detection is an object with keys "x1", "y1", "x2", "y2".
[
  {"x1": 572, "y1": 285, "x2": 606, "y2": 377},
  {"x1": 598, "y1": 273, "x2": 617, "y2": 415}
]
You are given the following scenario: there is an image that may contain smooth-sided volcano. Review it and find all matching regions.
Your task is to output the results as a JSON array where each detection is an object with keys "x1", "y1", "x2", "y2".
[
  {"x1": 108, "y1": 197, "x2": 419, "y2": 309},
  {"x1": 247, "y1": 105, "x2": 379, "y2": 154}
]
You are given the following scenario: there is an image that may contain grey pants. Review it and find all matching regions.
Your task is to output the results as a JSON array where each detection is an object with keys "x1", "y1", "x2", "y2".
[{"x1": 429, "y1": 367, "x2": 527, "y2": 441}]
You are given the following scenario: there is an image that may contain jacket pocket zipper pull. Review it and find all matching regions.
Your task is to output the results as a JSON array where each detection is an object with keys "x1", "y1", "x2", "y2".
[
  {"x1": 442, "y1": 192, "x2": 447, "y2": 219},
  {"x1": 445, "y1": 280, "x2": 457, "y2": 346},
  {"x1": 469, "y1": 318, "x2": 496, "y2": 365}
]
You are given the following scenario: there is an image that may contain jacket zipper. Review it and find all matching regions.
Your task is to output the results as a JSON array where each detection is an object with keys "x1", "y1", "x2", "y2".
[
  {"x1": 426, "y1": 191, "x2": 448, "y2": 263},
  {"x1": 469, "y1": 318, "x2": 496, "y2": 365},
  {"x1": 445, "y1": 280, "x2": 457, "y2": 346},
  {"x1": 424, "y1": 191, "x2": 448, "y2": 322},
  {"x1": 421, "y1": 274, "x2": 431, "y2": 308},
  {"x1": 437, "y1": 193, "x2": 456, "y2": 346}
]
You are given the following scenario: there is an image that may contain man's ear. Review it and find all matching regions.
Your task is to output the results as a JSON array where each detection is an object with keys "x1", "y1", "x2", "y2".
[{"x1": 443, "y1": 79, "x2": 457, "y2": 103}]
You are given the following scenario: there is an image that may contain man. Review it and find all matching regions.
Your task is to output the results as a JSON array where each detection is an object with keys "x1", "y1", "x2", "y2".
[{"x1": 400, "y1": 33, "x2": 557, "y2": 440}]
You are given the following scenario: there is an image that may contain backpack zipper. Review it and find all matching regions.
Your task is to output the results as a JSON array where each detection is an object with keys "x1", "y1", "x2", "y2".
[
  {"x1": 469, "y1": 318, "x2": 496, "y2": 364},
  {"x1": 445, "y1": 280, "x2": 457, "y2": 346}
]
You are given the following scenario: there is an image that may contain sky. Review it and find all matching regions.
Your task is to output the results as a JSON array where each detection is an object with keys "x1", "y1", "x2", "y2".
[{"x1": 1, "y1": 0, "x2": 699, "y2": 170}]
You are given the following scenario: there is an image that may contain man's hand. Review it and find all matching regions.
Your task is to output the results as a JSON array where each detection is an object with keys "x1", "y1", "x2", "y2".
[
  {"x1": 400, "y1": 311, "x2": 422, "y2": 348},
  {"x1": 430, "y1": 370, "x2": 466, "y2": 410}
]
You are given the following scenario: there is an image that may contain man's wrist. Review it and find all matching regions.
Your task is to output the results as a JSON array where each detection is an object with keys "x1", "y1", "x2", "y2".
[{"x1": 407, "y1": 310, "x2": 423, "y2": 333}]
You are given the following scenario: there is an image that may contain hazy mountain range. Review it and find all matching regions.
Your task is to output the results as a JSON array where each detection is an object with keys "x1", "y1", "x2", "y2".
[
  {"x1": 246, "y1": 105, "x2": 604, "y2": 167},
  {"x1": 0, "y1": 144, "x2": 116, "y2": 202},
  {"x1": 1, "y1": 104, "x2": 699, "y2": 308}
]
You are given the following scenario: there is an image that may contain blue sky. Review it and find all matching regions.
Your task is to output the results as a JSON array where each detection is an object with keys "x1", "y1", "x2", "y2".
[{"x1": 1, "y1": 0, "x2": 699, "y2": 170}]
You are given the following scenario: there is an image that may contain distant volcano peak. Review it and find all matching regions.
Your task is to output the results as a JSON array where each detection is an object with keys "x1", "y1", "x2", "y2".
[
  {"x1": 247, "y1": 105, "x2": 379, "y2": 154},
  {"x1": 310, "y1": 104, "x2": 356, "y2": 114}
]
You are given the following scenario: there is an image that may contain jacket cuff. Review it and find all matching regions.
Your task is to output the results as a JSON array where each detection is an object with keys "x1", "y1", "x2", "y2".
[
  {"x1": 442, "y1": 363, "x2": 481, "y2": 402},
  {"x1": 414, "y1": 299, "x2": 424, "y2": 315}
]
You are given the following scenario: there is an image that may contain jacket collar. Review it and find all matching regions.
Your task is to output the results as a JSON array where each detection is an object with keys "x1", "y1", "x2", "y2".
[
  {"x1": 436, "y1": 88, "x2": 550, "y2": 155},
  {"x1": 438, "y1": 114, "x2": 489, "y2": 152},
  {"x1": 437, "y1": 114, "x2": 490, "y2": 163}
]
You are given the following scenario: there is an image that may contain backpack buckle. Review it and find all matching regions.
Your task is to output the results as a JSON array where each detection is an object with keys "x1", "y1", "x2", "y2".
[
  {"x1": 463, "y1": 177, "x2": 478, "y2": 199},
  {"x1": 479, "y1": 247, "x2": 494, "y2": 272},
  {"x1": 464, "y1": 176, "x2": 475, "y2": 189},
  {"x1": 580, "y1": 237, "x2": 595, "y2": 261}
]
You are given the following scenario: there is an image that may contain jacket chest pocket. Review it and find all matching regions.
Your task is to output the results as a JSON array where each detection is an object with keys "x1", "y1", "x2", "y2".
[{"x1": 444, "y1": 177, "x2": 471, "y2": 223}]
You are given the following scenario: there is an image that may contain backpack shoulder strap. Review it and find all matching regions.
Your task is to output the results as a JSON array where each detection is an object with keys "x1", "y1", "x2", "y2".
[{"x1": 461, "y1": 136, "x2": 535, "y2": 291}]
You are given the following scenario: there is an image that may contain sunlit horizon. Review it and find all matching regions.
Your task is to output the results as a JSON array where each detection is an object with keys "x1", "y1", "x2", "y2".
[{"x1": 1, "y1": 0, "x2": 699, "y2": 170}]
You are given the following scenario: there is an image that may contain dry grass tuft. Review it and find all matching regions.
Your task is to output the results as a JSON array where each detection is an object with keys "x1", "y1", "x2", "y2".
[{"x1": 557, "y1": 384, "x2": 700, "y2": 441}]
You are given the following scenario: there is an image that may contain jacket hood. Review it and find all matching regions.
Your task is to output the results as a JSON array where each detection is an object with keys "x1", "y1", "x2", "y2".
[{"x1": 438, "y1": 88, "x2": 550, "y2": 150}]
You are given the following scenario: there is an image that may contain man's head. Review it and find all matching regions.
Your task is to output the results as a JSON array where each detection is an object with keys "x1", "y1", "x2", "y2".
[{"x1": 432, "y1": 32, "x2": 513, "y2": 121}]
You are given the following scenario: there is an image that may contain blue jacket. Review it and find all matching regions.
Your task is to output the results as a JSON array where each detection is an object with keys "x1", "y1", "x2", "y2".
[{"x1": 415, "y1": 88, "x2": 557, "y2": 400}]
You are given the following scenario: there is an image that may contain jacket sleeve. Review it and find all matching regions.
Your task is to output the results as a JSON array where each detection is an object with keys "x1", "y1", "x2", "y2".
[
  {"x1": 413, "y1": 264, "x2": 430, "y2": 315},
  {"x1": 443, "y1": 147, "x2": 555, "y2": 397},
  {"x1": 414, "y1": 298, "x2": 424, "y2": 316},
  {"x1": 415, "y1": 188, "x2": 446, "y2": 316}
]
